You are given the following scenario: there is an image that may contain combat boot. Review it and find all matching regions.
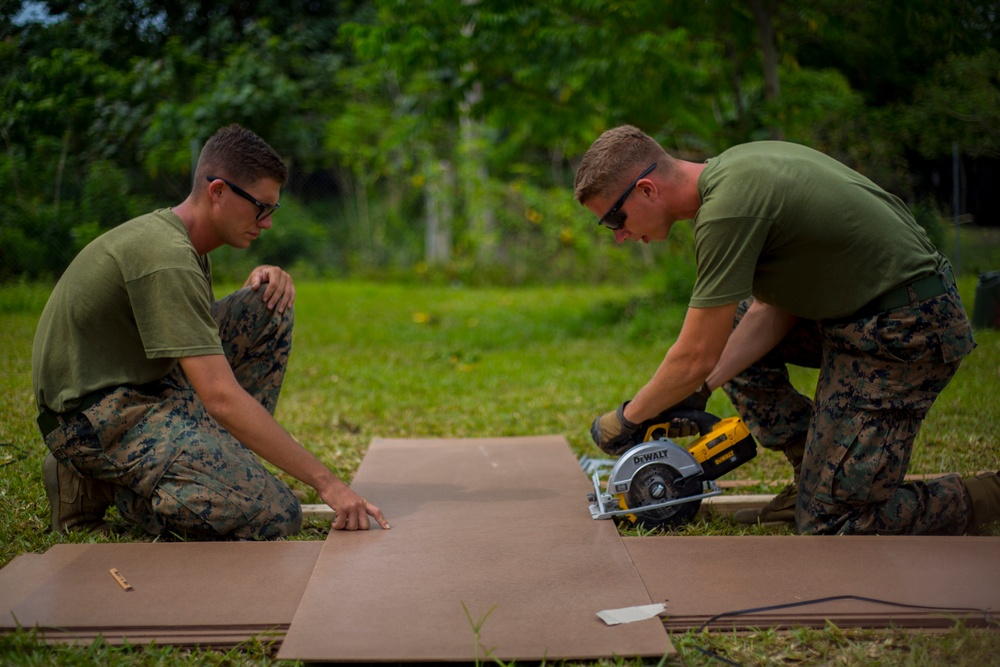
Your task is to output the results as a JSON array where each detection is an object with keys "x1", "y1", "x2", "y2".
[
  {"x1": 43, "y1": 453, "x2": 115, "y2": 533},
  {"x1": 732, "y1": 438, "x2": 805, "y2": 526},
  {"x1": 962, "y1": 471, "x2": 1000, "y2": 530}
]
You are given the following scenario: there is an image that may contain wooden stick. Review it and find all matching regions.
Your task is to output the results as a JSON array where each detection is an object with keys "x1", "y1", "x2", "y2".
[{"x1": 110, "y1": 568, "x2": 133, "y2": 591}]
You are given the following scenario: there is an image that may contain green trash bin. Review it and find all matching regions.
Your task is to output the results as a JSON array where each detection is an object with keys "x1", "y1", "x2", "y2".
[{"x1": 972, "y1": 271, "x2": 1000, "y2": 329}]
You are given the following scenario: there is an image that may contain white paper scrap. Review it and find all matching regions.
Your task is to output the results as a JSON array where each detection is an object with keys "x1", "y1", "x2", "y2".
[{"x1": 596, "y1": 602, "x2": 668, "y2": 626}]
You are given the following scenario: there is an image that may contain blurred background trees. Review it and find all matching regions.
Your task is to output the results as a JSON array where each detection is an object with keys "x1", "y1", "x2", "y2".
[{"x1": 2, "y1": 0, "x2": 998, "y2": 285}]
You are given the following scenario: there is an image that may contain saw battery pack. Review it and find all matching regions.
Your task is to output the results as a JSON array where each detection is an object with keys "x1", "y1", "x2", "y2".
[{"x1": 689, "y1": 416, "x2": 757, "y2": 479}]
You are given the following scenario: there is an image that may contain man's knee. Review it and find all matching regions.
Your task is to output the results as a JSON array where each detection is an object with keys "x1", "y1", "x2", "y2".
[
  {"x1": 237, "y1": 494, "x2": 303, "y2": 539},
  {"x1": 794, "y1": 494, "x2": 846, "y2": 535},
  {"x1": 144, "y1": 461, "x2": 303, "y2": 539},
  {"x1": 794, "y1": 478, "x2": 970, "y2": 536},
  {"x1": 214, "y1": 286, "x2": 295, "y2": 332},
  {"x1": 793, "y1": 460, "x2": 864, "y2": 534}
]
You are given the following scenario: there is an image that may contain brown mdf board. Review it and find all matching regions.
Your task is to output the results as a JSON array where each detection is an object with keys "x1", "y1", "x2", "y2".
[
  {"x1": 9, "y1": 541, "x2": 323, "y2": 633},
  {"x1": 26, "y1": 627, "x2": 289, "y2": 649},
  {"x1": 0, "y1": 554, "x2": 45, "y2": 618},
  {"x1": 624, "y1": 536, "x2": 1000, "y2": 631},
  {"x1": 1, "y1": 548, "x2": 80, "y2": 629},
  {"x1": 302, "y1": 494, "x2": 780, "y2": 520},
  {"x1": 343, "y1": 435, "x2": 598, "y2": 522},
  {"x1": 279, "y1": 436, "x2": 673, "y2": 662}
]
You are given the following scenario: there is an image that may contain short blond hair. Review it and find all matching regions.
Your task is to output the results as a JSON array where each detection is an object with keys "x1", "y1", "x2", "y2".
[
  {"x1": 194, "y1": 124, "x2": 287, "y2": 195},
  {"x1": 574, "y1": 125, "x2": 669, "y2": 204}
]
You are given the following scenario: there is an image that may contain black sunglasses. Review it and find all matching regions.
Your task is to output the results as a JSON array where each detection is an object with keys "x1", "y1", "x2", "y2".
[
  {"x1": 206, "y1": 176, "x2": 280, "y2": 221},
  {"x1": 598, "y1": 162, "x2": 656, "y2": 230}
]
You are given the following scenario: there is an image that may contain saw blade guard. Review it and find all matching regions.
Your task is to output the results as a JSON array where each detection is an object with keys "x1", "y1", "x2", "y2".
[
  {"x1": 586, "y1": 439, "x2": 721, "y2": 522},
  {"x1": 622, "y1": 462, "x2": 704, "y2": 528},
  {"x1": 604, "y1": 440, "x2": 702, "y2": 497}
]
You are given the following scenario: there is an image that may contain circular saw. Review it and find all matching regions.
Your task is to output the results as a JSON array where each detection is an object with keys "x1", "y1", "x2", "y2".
[{"x1": 586, "y1": 409, "x2": 757, "y2": 529}]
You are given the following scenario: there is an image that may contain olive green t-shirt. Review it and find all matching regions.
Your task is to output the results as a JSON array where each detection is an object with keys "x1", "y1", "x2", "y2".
[
  {"x1": 689, "y1": 141, "x2": 943, "y2": 319},
  {"x1": 32, "y1": 209, "x2": 223, "y2": 413}
]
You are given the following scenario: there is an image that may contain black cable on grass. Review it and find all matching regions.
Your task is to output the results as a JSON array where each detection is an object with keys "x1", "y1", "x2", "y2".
[{"x1": 688, "y1": 594, "x2": 995, "y2": 666}]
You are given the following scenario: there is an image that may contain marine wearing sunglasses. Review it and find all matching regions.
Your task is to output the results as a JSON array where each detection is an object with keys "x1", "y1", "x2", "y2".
[
  {"x1": 597, "y1": 162, "x2": 657, "y2": 230},
  {"x1": 206, "y1": 176, "x2": 281, "y2": 221}
]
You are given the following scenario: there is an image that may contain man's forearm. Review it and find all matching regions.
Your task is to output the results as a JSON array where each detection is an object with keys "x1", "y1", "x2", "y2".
[
  {"x1": 625, "y1": 350, "x2": 710, "y2": 422},
  {"x1": 623, "y1": 303, "x2": 737, "y2": 422},
  {"x1": 707, "y1": 299, "x2": 797, "y2": 390},
  {"x1": 211, "y1": 393, "x2": 340, "y2": 492},
  {"x1": 179, "y1": 354, "x2": 339, "y2": 492}
]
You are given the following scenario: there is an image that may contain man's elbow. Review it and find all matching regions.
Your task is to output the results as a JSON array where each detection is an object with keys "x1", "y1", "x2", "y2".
[
  {"x1": 689, "y1": 355, "x2": 720, "y2": 386},
  {"x1": 196, "y1": 386, "x2": 244, "y2": 425},
  {"x1": 670, "y1": 345, "x2": 721, "y2": 386}
]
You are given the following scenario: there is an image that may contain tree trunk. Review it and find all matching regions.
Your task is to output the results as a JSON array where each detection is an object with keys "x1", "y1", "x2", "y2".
[
  {"x1": 354, "y1": 166, "x2": 372, "y2": 255},
  {"x1": 717, "y1": 9, "x2": 745, "y2": 129},
  {"x1": 54, "y1": 127, "x2": 70, "y2": 217},
  {"x1": 749, "y1": 0, "x2": 783, "y2": 140},
  {"x1": 460, "y1": 81, "x2": 497, "y2": 267},
  {"x1": 424, "y1": 158, "x2": 453, "y2": 266},
  {"x1": 2, "y1": 128, "x2": 21, "y2": 200}
]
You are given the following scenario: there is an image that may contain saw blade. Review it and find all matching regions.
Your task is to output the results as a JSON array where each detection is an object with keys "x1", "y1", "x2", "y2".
[{"x1": 623, "y1": 463, "x2": 701, "y2": 528}]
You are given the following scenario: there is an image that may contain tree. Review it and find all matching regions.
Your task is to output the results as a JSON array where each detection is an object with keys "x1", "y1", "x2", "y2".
[
  {"x1": 905, "y1": 49, "x2": 1000, "y2": 160},
  {"x1": 4, "y1": 0, "x2": 999, "y2": 280}
]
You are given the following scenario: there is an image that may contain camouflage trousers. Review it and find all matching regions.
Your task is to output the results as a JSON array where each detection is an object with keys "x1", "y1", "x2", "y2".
[
  {"x1": 723, "y1": 281, "x2": 976, "y2": 535},
  {"x1": 43, "y1": 287, "x2": 302, "y2": 540}
]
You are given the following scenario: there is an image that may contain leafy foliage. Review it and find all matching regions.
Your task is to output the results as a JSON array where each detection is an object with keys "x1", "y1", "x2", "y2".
[
  {"x1": 905, "y1": 49, "x2": 1000, "y2": 160},
  {"x1": 2, "y1": 0, "x2": 999, "y2": 284}
]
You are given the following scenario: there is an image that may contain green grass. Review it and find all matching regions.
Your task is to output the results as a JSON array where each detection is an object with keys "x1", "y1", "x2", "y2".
[{"x1": 1, "y1": 270, "x2": 999, "y2": 665}]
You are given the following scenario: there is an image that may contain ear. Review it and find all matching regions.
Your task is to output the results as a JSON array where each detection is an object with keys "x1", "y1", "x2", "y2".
[
  {"x1": 205, "y1": 177, "x2": 224, "y2": 201},
  {"x1": 636, "y1": 177, "x2": 658, "y2": 201}
]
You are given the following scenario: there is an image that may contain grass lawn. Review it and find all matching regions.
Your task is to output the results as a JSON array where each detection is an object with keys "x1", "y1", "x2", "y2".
[{"x1": 1, "y1": 275, "x2": 998, "y2": 666}]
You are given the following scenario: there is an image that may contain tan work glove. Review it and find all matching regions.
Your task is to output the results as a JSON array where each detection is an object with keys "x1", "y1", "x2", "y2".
[
  {"x1": 590, "y1": 401, "x2": 640, "y2": 456},
  {"x1": 591, "y1": 384, "x2": 713, "y2": 456}
]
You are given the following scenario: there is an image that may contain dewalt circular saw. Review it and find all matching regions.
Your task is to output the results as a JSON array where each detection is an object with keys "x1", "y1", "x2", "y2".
[{"x1": 585, "y1": 409, "x2": 757, "y2": 529}]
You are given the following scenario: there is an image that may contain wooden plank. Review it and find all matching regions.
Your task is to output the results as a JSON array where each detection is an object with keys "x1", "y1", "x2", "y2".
[
  {"x1": 624, "y1": 535, "x2": 1000, "y2": 631},
  {"x1": 303, "y1": 493, "x2": 776, "y2": 520},
  {"x1": 699, "y1": 494, "x2": 774, "y2": 515},
  {"x1": 716, "y1": 472, "x2": 973, "y2": 489},
  {"x1": 279, "y1": 436, "x2": 674, "y2": 662},
  {"x1": 7, "y1": 542, "x2": 322, "y2": 632}
]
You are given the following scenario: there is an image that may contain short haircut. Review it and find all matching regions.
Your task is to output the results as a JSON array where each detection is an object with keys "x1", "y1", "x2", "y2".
[
  {"x1": 574, "y1": 125, "x2": 668, "y2": 204},
  {"x1": 194, "y1": 124, "x2": 288, "y2": 192}
]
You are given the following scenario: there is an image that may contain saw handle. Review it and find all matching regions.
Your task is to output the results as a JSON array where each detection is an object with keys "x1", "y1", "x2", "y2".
[{"x1": 637, "y1": 408, "x2": 721, "y2": 442}]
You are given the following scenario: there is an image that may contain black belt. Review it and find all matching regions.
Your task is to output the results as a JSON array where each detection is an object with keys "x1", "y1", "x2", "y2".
[
  {"x1": 843, "y1": 273, "x2": 950, "y2": 322},
  {"x1": 37, "y1": 389, "x2": 109, "y2": 438}
]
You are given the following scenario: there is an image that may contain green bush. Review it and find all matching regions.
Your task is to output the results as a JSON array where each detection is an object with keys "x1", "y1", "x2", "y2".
[
  {"x1": 0, "y1": 199, "x2": 75, "y2": 280},
  {"x1": 0, "y1": 223, "x2": 49, "y2": 281},
  {"x1": 80, "y1": 161, "x2": 133, "y2": 232},
  {"x1": 0, "y1": 160, "x2": 161, "y2": 281},
  {"x1": 911, "y1": 199, "x2": 947, "y2": 250},
  {"x1": 250, "y1": 198, "x2": 331, "y2": 269}
]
